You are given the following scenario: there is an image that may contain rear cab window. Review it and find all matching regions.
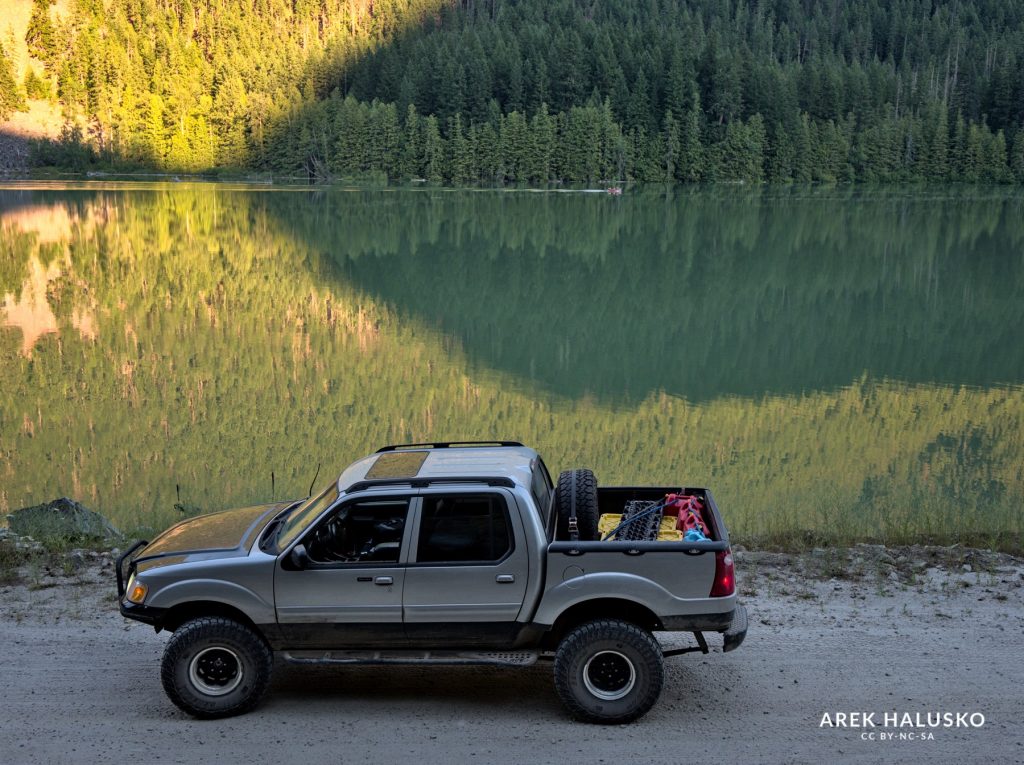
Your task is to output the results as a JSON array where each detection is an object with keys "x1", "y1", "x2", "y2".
[
  {"x1": 530, "y1": 458, "x2": 554, "y2": 524},
  {"x1": 416, "y1": 493, "x2": 513, "y2": 564}
]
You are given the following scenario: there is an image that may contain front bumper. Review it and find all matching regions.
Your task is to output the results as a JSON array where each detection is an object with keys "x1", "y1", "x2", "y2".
[{"x1": 119, "y1": 601, "x2": 167, "y2": 627}]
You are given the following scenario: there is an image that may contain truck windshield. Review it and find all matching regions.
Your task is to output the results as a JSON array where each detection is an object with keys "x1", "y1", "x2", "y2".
[{"x1": 275, "y1": 483, "x2": 339, "y2": 551}]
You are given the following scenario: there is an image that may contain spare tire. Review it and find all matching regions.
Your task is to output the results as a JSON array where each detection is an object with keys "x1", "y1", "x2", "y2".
[{"x1": 555, "y1": 469, "x2": 599, "y2": 541}]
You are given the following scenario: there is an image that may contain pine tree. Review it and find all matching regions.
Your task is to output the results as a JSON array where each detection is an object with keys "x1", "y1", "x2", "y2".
[
  {"x1": 792, "y1": 113, "x2": 813, "y2": 182},
  {"x1": 599, "y1": 98, "x2": 625, "y2": 182},
  {"x1": 500, "y1": 110, "x2": 529, "y2": 182},
  {"x1": 474, "y1": 121, "x2": 500, "y2": 182},
  {"x1": 528, "y1": 103, "x2": 555, "y2": 183},
  {"x1": 926, "y1": 107, "x2": 950, "y2": 181},
  {"x1": 143, "y1": 93, "x2": 167, "y2": 167},
  {"x1": 422, "y1": 115, "x2": 444, "y2": 183},
  {"x1": 765, "y1": 121, "x2": 794, "y2": 181},
  {"x1": 447, "y1": 113, "x2": 474, "y2": 184},
  {"x1": 0, "y1": 41, "x2": 25, "y2": 120},
  {"x1": 951, "y1": 112, "x2": 968, "y2": 179},
  {"x1": 23, "y1": 67, "x2": 51, "y2": 100},
  {"x1": 403, "y1": 104, "x2": 422, "y2": 178},
  {"x1": 1011, "y1": 131, "x2": 1024, "y2": 182},
  {"x1": 664, "y1": 49, "x2": 691, "y2": 121},
  {"x1": 661, "y1": 110, "x2": 680, "y2": 181},
  {"x1": 25, "y1": 0, "x2": 56, "y2": 67},
  {"x1": 963, "y1": 123, "x2": 985, "y2": 182},
  {"x1": 985, "y1": 129, "x2": 1010, "y2": 182},
  {"x1": 677, "y1": 90, "x2": 704, "y2": 182},
  {"x1": 746, "y1": 114, "x2": 767, "y2": 182},
  {"x1": 626, "y1": 70, "x2": 651, "y2": 136}
]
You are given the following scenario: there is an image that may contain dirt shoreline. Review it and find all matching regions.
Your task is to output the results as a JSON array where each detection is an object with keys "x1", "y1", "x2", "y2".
[{"x1": 1, "y1": 546, "x2": 1022, "y2": 764}]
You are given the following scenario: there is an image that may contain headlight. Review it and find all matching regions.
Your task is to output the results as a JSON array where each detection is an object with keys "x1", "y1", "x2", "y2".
[{"x1": 125, "y1": 573, "x2": 148, "y2": 604}]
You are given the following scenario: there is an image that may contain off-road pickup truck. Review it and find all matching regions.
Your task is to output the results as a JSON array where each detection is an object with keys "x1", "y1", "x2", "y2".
[{"x1": 117, "y1": 442, "x2": 747, "y2": 723}]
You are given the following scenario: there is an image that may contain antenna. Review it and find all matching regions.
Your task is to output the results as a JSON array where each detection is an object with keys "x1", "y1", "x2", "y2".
[
  {"x1": 271, "y1": 471, "x2": 275, "y2": 500},
  {"x1": 308, "y1": 462, "x2": 321, "y2": 497}
]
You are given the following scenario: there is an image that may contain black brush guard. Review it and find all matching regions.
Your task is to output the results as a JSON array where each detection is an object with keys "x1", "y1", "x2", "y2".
[{"x1": 115, "y1": 540, "x2": 149, "y2": 598}]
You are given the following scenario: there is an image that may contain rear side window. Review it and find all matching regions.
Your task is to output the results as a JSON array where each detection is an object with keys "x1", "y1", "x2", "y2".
[
  {"x1": 531, "y1": 459, "x2": 553, "y2": 526},
  {"x1": 417, "y1": 494, "x2": 512, "y2": 563}
]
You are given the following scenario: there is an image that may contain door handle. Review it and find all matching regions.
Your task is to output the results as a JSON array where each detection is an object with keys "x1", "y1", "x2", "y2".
[
  {"x1": 495, "y1": 574, "x2": 515, "y2": 583},
  {"x1": 374, "y1": 576, "x2": 394, "y2": 585}
]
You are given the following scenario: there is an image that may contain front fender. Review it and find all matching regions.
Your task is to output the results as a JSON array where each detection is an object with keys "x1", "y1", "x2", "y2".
[{"x1": 146, "y1": 578, "x2": 276, "y2": 625}]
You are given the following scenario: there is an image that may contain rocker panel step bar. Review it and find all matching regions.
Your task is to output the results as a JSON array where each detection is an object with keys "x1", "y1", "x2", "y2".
[{"x1": 280, "y1": 650, "x2": 539, "y2": 667}]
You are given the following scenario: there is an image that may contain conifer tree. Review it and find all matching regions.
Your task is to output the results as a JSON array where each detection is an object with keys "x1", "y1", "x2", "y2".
[
  {"x1": 422, "y1": 115, "x2": 444, "y2": 183},
  {"x1": 661, "y1": 110, "x2": 680, "y2": 181},
  {"x1": 677, "y1": 90, "x2": 704, "y2": 182},
  {"x1": 766, "y1": 122, "x2": 794, "y2": 182},
  {"x1": 927, "y1": 107, "x2": 950, "y2": 181},
  {"x1": 0, "y1": 41, "x2": 25, "y2": 120},
  {"x1": 25, "y1": 0, "x2": 56, "y2": 67},
  {"x1": 528, "y1": 104, "x2": 554, "y2": 183},
  {"x1": 403, "y1": 104, "x2": 422, "y2": 178},
  {"x1": 1011, "y1": 131, "x2": 1024, "y2": 182},
  {"x1": 447, "y1": 114, "x2": 473, "y2": 184},
  {"x1": 986, "y1": 129, "x2": 1010, "y2": 182}
]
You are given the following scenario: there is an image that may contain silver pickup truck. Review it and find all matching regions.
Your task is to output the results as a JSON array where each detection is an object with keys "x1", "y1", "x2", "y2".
[{"x1": 117, "y1": 442, "x2": 747, "y2": 723}]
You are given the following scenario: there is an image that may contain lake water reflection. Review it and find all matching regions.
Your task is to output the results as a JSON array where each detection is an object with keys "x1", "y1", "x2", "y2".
[{"x1": 1, "y1": 183, "x2": 1022, "y2": 546}]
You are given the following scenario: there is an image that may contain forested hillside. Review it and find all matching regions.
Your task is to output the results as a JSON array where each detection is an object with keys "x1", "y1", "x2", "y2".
[{"x1": 13, "y1": 0, "x2": 1024, "y2": 183}]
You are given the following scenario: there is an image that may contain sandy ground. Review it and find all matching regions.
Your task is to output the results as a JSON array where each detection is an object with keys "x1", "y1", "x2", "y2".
[{"x1": 1, "y1": 547, "x2": 1023, "y2": 765}]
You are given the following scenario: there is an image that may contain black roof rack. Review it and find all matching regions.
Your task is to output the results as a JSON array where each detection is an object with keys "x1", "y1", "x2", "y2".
[
  {"x1": 346, "y1": 476, "x2": 517, "y2": 493},
  {"x1": 375, "y1": 441, "x2": 525, "y2": 453}
]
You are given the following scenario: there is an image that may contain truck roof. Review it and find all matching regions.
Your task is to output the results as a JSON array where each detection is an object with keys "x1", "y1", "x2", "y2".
[{"x1": 336, "y1": 443, "x2": 540, "y2": 494}]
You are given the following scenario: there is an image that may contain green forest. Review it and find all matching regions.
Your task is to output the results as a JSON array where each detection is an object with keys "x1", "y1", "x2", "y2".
[{"x1": 8, "y1": 0, "x2": 1024, "y2": 183}]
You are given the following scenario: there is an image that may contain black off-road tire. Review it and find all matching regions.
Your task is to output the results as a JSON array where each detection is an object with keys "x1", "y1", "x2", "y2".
[
  {"x1": 553, "y1": 619, "x2": 665, "y2": 724},
  {"x1": 161, "y1": 617, "x2": 273, "y2": 719},
  {"x1": 555, "y1": 468, "x2": 599, "y2": 541}
]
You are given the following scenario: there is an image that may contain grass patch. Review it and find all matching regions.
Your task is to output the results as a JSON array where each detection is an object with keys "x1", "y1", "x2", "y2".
[{"x1": 733, "y1": 529, "x2": 1024, "y2": 556}]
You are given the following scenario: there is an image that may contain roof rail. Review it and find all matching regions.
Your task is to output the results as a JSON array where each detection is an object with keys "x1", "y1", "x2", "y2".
[
  {"x1": 375, "y1": 441, "x2": 525, "y2": 453},
  {"x1": 346, "y1": 476, "x2": 517, "y2": 493}
]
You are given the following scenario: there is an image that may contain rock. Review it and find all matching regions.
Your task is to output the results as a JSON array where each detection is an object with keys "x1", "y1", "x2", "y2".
[
  {"x1": 14, "y1": 538, "x2": 43, "y2": 553},
  {"x1": 7, "y1": 498, "x2": 121, "y2": 543}
]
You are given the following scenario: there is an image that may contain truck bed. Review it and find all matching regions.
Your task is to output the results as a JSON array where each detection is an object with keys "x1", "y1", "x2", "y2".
[{"x1": 534, "y1": 486, "x2": 734, "y2": 630}]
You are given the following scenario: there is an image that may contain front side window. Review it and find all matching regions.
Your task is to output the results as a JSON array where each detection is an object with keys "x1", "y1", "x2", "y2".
[
  {"x1": 305, "y1": 498, "x2": 410, "y2": 565},
  {"x1": 416, "y1": 494, "x2": 512, "y2": 564}
]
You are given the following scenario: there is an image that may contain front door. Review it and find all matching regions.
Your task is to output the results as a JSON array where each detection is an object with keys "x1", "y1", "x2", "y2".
[
  {"x1": 403, "y1": 489, "x2": 528, "y2": 647},
  {"x1": 274, "y1": 495, "x2": 412, "y2": 648}
]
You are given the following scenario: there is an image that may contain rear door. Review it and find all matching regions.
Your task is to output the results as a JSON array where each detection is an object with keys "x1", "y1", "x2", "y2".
[
  {"x1": 402, "y1": 488, "x2": 528, "y2": 647},
  {"x1": 274, "y1": 495, "x2": 413, "y2": 648}
]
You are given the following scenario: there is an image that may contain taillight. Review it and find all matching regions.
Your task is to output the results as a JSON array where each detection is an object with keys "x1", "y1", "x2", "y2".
[{"x1": 710, "y1": 549, "x2": 735, "y2": 597}]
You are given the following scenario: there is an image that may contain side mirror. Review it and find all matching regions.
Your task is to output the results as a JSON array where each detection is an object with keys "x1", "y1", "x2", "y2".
[{"x1": 289, "y1": 544, "x2": 309, "y2": 570}]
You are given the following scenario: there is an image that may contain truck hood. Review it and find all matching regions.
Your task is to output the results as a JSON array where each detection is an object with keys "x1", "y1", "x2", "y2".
[{"x1": 135, "y1": 501, "x2": 291, "y2": 567}]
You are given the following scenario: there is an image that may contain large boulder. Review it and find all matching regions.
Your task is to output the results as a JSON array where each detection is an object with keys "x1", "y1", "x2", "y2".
[{"x1": 7, "y1": 498, "x2": 121, "y2": 543}]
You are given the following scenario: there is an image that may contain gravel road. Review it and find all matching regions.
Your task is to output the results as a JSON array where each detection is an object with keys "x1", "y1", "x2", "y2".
[{"x1": 1, "y1": 547, "x2": 1022, "y2": 765}]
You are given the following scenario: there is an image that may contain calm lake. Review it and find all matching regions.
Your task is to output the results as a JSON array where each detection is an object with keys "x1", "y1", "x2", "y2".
[{"x1": 1, "y1": 182, "x2": 1022, "y2": 546}]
